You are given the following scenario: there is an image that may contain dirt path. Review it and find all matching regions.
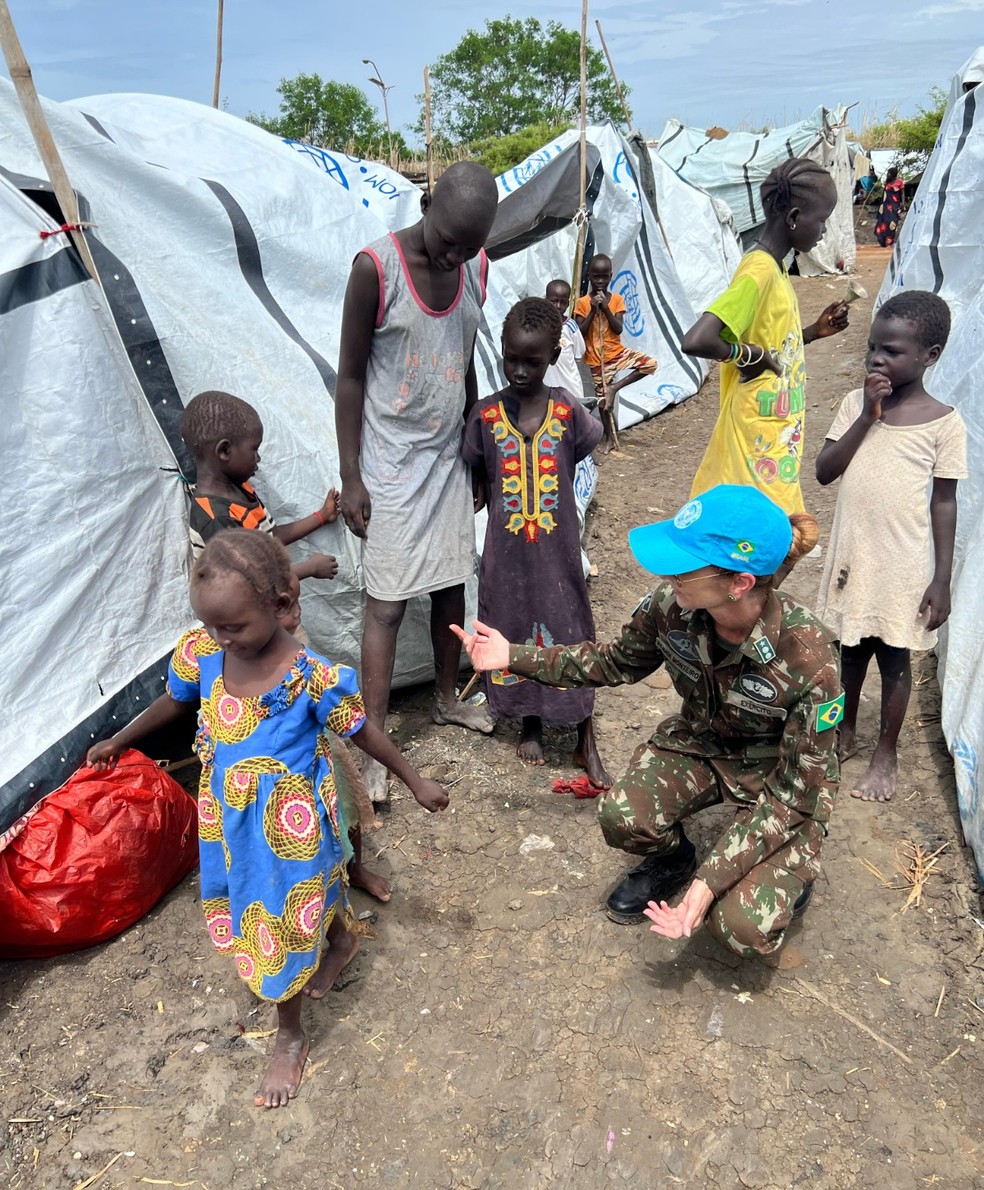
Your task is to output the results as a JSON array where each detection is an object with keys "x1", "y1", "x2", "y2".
[{"x1": 3, "y1": 248, "x2": 983, "y2": 1190}]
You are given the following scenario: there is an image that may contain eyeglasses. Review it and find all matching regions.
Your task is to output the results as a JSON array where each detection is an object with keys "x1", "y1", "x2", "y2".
[{"x1": 665, "y1": 569, "x2": 730, "y2": 585}]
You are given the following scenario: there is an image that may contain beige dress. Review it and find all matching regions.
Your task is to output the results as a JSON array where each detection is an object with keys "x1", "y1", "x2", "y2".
[{"x1": 816, "y1": 389, "x2": 967, "y2": 651}]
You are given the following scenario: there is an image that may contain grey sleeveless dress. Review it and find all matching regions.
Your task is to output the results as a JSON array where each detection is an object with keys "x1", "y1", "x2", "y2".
[{"x1": 358, "y1": 232, "x2": 487, "y2": 601}]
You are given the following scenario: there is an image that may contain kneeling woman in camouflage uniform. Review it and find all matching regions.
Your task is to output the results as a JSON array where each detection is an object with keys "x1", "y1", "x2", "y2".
[{"x1": 452, "y1": 484, "x2": 842, "y2": 959}]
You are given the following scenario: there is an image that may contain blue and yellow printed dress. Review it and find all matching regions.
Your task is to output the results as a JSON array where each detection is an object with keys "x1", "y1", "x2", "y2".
[
  {"x1": 167, "y1": 629, "x2": 366, "y2": 1003},
  {"x1": 461, "y1": 388, "x2": 602, "y2": 726}
]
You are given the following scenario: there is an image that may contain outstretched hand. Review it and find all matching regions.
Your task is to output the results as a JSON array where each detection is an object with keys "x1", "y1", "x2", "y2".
[
  {"x1": 320, "y1": 486, "x2": 340, "y2": 524},
  {"x1": 449, "y1": 619, "x2": 510, "y2": 673},
  {"x1": 643, "y1": 878, "x2": 714, "y2": 939},
  {"x1": 87, "y1": 739, "x2": 123, "y2": 770},
  {"x1": 412, "y1": 778, "x2": 450, "y2": 813}
]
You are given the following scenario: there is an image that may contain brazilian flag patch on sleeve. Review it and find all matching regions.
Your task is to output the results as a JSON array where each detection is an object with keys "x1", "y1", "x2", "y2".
[{"x1": 816, "y1": 693, "x2": 845, "y2": 732}]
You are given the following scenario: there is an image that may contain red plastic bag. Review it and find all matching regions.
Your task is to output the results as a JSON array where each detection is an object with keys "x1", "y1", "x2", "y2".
[{"x1": 0, "y1": 750, "x2": 199, "y2": 958}]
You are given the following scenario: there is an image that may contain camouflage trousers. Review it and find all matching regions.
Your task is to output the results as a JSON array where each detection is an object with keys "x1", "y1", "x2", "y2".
[{"x1": 597, "y1": 739, "x2": 809, "y2": 959}]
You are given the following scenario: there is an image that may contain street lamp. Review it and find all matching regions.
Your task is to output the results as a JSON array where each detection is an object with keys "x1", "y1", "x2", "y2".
[{"x1": 362, "y1": 57, "x2": 394, "y2": 167}]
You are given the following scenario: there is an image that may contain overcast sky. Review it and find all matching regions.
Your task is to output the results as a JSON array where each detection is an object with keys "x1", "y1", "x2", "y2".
[{"x1": 11, "y1": 0, "x2": 982, "y2": 142}]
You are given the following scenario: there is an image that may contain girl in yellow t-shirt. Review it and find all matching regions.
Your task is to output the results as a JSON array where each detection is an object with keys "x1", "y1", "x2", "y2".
[{"x1": 682, "y1": 158, "x2": 848, "y2": 517}]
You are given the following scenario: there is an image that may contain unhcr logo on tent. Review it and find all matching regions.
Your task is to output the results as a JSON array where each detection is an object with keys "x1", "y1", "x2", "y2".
[
  {"x1": 613, "y1": 270, "x2": 645, "y2": 338},
  {"x1": 499, "y1": 143, "x2": 566, "y2": 193}
]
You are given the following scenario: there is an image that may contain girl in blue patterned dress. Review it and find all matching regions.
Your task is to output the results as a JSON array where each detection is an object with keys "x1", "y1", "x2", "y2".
[
  {"x1": 88, "y1": 529, "x2": 448, "y2": 1109},
  {"x1": 462, "y1": 298, "x2": 611, "y2": 788}
]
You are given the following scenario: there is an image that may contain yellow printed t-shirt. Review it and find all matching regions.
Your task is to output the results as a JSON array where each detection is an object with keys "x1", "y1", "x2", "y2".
[
  {"x1": 690, "y1": 250, "x2": 807, "y2": 515},
  {"x1": 574, "y1": 292, "x2": 627, "y2": 368}
]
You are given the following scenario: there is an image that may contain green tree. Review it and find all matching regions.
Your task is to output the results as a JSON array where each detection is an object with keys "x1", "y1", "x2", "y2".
[
  {"x1": 470, "y1": 120, "x2": 574, "y2": 176},
  {"x1": 247, "y1": 73, "x2": 409, "y2": 156},
  {"x1": 422, "y1": 17, "x2": 628, "y2": 144},
  {"x1": 864, "y1": 87, "x2": 948, "y2": 173}
]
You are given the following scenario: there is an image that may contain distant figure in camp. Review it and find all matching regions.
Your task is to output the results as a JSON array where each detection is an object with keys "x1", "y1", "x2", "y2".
[
  {"x1": 681, "y1": 157, "x2": 849, "y2": 530},
  {"x1": 87, "y1": 530, "x2": 449, "y2": 1109},
  {"x1": 543, "y1": 278, "x2": 590, "y2": 407},
  {"x1": 875, "y1": 166, "x2": 905, "y2": 247},
  {"x1": 335, "y1": 161, "x2": 500, "y2": 803},
  {"x1": 574, "y1": 254, "x2": 657, "y2": 451},
  {"x1": 461, "y1": 297, "x2": 610, "y2": 788},
  {"x1": 815, "y1": 291, "x2": 966, "y2": 804},
  {"x1": 181, "y1": 390, "x2": 389, "y2": 905}
]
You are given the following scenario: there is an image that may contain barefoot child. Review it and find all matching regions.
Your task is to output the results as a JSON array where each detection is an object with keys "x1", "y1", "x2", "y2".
[
  {"x1": 682, "y1": 157, "x2": 849, "y2": 518},
  {"x1": 462, "y1": 297, "x2": 610, "y2": 788},
  {"x1": 815, "y1": 291, "x2": 966, "y2": 803},
  {"x1": 181, "y1": 391, "x2": 388, "y2": 902},
  {"x1": 335, "y1": 161, "x2": 499, "y2": 803},
  {"x1": 573, "y1": 254, "x2": 657, "y2": 450},
  {"x1": 87, "y1": 530, "x2": 449, "y2": 1108}
]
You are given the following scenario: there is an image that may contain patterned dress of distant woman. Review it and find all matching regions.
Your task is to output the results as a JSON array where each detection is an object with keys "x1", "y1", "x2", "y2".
[{"x1": 875, "y1": 170, "x2": 905, "y2": 247}]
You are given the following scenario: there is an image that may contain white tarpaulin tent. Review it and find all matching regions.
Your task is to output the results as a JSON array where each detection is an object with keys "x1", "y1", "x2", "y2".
[
  {"x1": 657, "y1": 106, "x2": 856, "y2": 278},
  {"x1": 875, "y1": 48, "x2": 984, "y2": 877},
  {"x1": 1, "y1": 94, "x2": 732, "y2": 831}
]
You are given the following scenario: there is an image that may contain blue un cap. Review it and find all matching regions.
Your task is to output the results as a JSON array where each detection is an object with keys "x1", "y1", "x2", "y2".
[{"x1": 628, "y1": 485, "x2": 793, "y2": 578}]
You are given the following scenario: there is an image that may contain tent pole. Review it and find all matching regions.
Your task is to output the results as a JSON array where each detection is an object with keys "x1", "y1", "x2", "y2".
[
  {"x1": 595, "y1": 20, "x2": 632, "y2": 133},
  {"x1": 424, "y1": 66, "x2": 434, "y2": 192},
  {"x1": 0, "y1": 0, "x2": 100, "y2": 283},
  {"x1": 212, "y1": 0, "x2": 224, "y2": 109},
  {"x1": 569, "y1": 0, "x2": 589, "y2": 312}
]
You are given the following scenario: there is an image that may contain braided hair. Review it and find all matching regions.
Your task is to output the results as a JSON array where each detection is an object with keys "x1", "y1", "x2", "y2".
[
  {"x1": 760, "y1": 157, "x2": 835, "y2": 218},
  {"x1": 877, "y1": 290, "x2": 951, "y2": 350},
  {"x1": 181, "y1": 390, "x2": 261, "y2": 460},
  {"x1": 192, "y1": 528, "x2": 291, "y2": 609},
  {"x1": 503, "y1": 296, "x2": 564, "y2": 348}
]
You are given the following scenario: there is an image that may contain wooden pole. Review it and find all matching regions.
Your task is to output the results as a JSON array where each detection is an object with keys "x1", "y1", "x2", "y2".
[
  {"x1": 212, "y1": 0, "x2": 224, "y2": 109},
  {"x1": 423, "y1": 66, "x2": 434, "y2": 192},
  {"x1": 569, "y1": 0, "x2": 589, "y2": 312},
  {"x1": 595, "y1": 20, "x2": 632, "y2": 132},
  {"x1": 0, "y1": 0, "x2": 99, "y2": 282}
]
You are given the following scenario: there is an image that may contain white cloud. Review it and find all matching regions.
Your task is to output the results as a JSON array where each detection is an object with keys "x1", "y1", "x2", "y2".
[{"x1": 916, "y1": 0, "x2": 984, "y2": 13}]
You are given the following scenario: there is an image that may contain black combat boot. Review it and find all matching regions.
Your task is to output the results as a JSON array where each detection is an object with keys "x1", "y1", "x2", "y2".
[
  {"x1": 605, "y1": 831, "x2": 698, "y2": 924},
  {"x1": 791, "y1": 882, "x2": 814, "y2": 919}
]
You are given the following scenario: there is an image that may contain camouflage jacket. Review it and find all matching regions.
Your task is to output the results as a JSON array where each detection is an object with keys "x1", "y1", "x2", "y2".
[{"x1": 509, "y1": 583, "x2": 842, "y2": 895}]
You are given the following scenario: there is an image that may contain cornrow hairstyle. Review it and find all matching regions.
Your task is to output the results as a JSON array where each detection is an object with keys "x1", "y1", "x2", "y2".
[
  {"x1": 192, "y1": 528, "x2": 291, "y2": 609},
  {"x1": 760, "y1": 157, "x2": 835, "y2": 218},
  {"x1": 181, "y1": 390, "x2": 261, "y2": 460},
  {"x1": 877, "y1": 290, "x2": 951, "y2": 350},
  {"x1": 503, "y1": 296, "x2": 564, "y2": 347}
]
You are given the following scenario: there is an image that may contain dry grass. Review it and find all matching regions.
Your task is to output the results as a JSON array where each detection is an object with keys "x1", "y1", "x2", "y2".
[{"x1": 859, "y1": 839, "x2": 949, "y2": 912}]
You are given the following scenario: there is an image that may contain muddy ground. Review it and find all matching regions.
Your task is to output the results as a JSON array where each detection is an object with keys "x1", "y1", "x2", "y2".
[{"x1": 3, "y1": 247, "x2": 983, "y2": 1190}]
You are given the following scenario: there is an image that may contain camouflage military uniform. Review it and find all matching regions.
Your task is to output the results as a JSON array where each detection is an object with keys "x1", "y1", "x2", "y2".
[{"x1": 508, "y1": 582, "x2": 842, "y2": 958}]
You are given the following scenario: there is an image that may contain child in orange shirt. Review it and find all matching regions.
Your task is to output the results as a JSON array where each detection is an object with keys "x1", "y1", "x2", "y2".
[{"x1": 574, "y1": 253, "x2": 657, "y2": 450}]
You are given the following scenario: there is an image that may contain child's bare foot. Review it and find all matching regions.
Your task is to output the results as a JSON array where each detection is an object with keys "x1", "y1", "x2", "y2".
[
  {"x1": 574, "y1": 745, "x2": 611, "y2": 789},
  {"x1": 433, "y1": 696, "x2": 494, "y2": 734},
  {"x1": 302, "y1": 930, "x2": 359, "y2": 999},
  {"x1": 254, "y1": 1030, "x2": 309, "y2": 1109},
  {"x1": 574, "y1": 716, "x2": 612, "y2": 788},
  {"x1": 851, "y1": 744, "x2": 898, "y2": 802},
  {"x1": 517, "y1": 717, "x2": 545, "y2": 766},
  {"x1": 362, "y1": 756, "x2": 389, "y2": 805},
  {"x1": 348, "y1": 860, "x2": 391, "y2": 902},
  {"x1": 838, "y1": 724, "x2": 858, "y2": 763}
]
